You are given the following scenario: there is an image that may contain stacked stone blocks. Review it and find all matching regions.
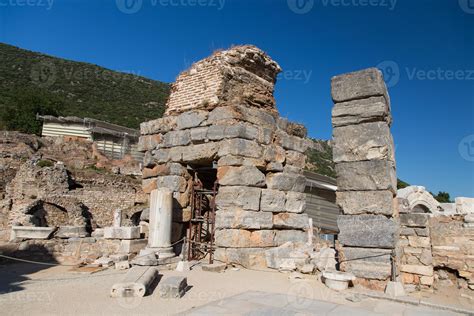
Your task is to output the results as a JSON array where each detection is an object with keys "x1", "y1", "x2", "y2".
[
  {"x1": 331, "y1": 68, "x2": 399, "y2": 285},
  {"x1": 398, "y1": 210, "x2": 434, "y2": 290},
  {"x1": 139, "y1": 46, "x2": 310, "y2": 268}
]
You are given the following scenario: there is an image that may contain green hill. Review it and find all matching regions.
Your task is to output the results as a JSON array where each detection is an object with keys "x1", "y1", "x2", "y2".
[{"x1": 0, "y1": 42, "x2": 170, "y2": 133}]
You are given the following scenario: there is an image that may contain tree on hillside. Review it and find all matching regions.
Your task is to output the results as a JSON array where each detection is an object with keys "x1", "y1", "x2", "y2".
[{"x1": 0, "y1": 88, "x2": 63, "y2": 135}]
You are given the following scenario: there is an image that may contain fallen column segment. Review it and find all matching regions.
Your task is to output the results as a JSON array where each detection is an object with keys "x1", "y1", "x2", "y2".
[{"x1": 110, "y1": 266, "x2": 159, "y2": 298}]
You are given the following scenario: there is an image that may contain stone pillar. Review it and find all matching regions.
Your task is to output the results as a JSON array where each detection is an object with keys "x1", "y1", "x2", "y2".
[
  {"x1": 149, "y1": 188, "x2": 175, "y2": 258},
  {"x1": 331, "y1": 68, "x2": 399, "y2": 289},
  {"x1": 113, "y1": 209, "x2": 122, "y2": 228}
]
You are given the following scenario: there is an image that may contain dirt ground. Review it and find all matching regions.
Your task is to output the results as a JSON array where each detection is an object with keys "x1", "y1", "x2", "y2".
[{"x1": 0, "y1": 262, "x2": 472, "y2": 315}]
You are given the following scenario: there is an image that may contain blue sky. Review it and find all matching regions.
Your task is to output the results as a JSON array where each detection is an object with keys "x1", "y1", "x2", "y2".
[{"x1": 1, "y1": 0, "x2": 473, "y2": 198}]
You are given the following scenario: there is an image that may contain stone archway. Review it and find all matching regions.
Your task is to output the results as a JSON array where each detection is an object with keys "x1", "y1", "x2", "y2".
[{"x1": 397, "y1": 186, "x2": 441, "y2": 213}]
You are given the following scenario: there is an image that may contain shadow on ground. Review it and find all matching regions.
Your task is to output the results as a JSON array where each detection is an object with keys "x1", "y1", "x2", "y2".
[{"x1": 0, "y1": 243, "x2": 58, "y2": 295}]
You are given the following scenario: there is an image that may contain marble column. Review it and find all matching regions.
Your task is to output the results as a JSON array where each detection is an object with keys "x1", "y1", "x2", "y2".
[{"x1": 149, "y1": 188, "x2": 175, "y2": 258}]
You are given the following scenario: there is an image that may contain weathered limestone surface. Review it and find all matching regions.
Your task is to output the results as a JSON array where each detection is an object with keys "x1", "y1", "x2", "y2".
[
  {"x1": 110, "y1": 266, "x2": 158, "y2": 298},
  {"x1": 215, "y1": 209, "x2": 273, "y2": 230},
  {"x1": 335, "y1": 161, "x2": 397, "y2": 193},
  {"x1": 158, "y1": 276, "x2": 188, "y2": 298},
  {"x1": 333, "y1": 122, "x2": 395, "y2": 163},
  {"x1": 331, "y1": 68, "x2": 389, "y2": 105},
  {"x1": 216, "y1": 186, "x2": 261, "y2": 211},
  {"x1": 332, "y1": 68, "x2": 399, "y2": 285},
  {"x1": 104, "y1": 227, "x2": 140, "y2": 240},
  {"x1": 337, "y1": 215, "x2": 398, "y2": 249},
  {"x1": 336, "y1": 191, "x2": 394, "y2": 215},
  {"x1": 340, "y1": 247, "x2": 392, "y2": 280},
  {"x1": 332, "y1": 96, "x2": 391, "y2": 128}
]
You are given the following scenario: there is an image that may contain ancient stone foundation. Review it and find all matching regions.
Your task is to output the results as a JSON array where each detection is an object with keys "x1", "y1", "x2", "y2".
[
  {"x1": 139, "y1": 45, "x2": 310, "y2": 268},
  {"x1": 331, "y1": 68, "x2": 399, "y2": 289}
]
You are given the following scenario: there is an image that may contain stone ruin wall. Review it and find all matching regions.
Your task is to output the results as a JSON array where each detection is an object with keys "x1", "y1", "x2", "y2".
[
  {"x1": 139, "y1": 45, "x2": 310, "y2": 268},
  {"x1": 397, "y1": 188, "x2": 474, "y2": 291},
  {"x1": 331, "y1": 68, "x2": 399, "y2": 290}
]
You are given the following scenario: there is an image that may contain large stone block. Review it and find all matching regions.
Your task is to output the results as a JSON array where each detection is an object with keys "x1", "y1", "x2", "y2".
[
  {"x1": 337, "y1": 215, "x2": 399, "y2": 248},
  {"x1": 266, "y1": 172, "x2": 306, "y2": 192},
  {"x1": 274, "y1": 230, "x2": 307, "y2": 245},
  {"x1": 168, "y1": 142, "x2": 218, "y2": 163},
  {"x1": 217, "y1": 166, "x2": 265, "y2": 187},
  {"x1": 456, "y1": 197, "x2": 474, "y2": 214},
  {"x1": 104, "y1": 227, "x2": 141, "y2": 240},
  {"x1": 333, "y1": 122, "x2": 394, "y2": 163},
  {"x1": 335, "y1": 160, "x2": 397, "y2": 193},
  {"x1": 400, "y1": 264, "x2": 433, "y2": 276},
  {"x1": 285, "y1": 151, "x2": 306, "y2": 168},
  {"x1": 142, "y1": 163, "x2": 188, "y2": 179},
  {"x1": 263, "y1": 145, "x2": 286, "y2": 163},
  {"x1": 190, "y1": 126, "x2": 208, "y2": 142},
  {"x1": 176, "y1": 110, "x2": 208, "y2": 130},
  {"x1": 140, "y1": 116, "x2": 177, "y2": 135},
  {"x1": 218, "y1": 138, "x2": 263, "y2": 158},
  {"x1": 217, "y1": 156, "x2": 266, "y2": 169},
  {"x1": 216, "y1": 186, "x2": 261, "y2": 211},
  {"x1": 275, "y1": 131, "x2": 309, "y2": 153},
  {"x1": 331, "y1": 68, "x2": 389, "y2": 104},
  {"x1": 138, "y1": 134, "x2": 162, "y2": 152},
  {"x1": 162, "y1": 130, "x2": 191, "y2": 148},
  {"x1": 215, "y1": 209, "x2": 273, "y2": 229},
  {"x1": 336, "y1": 191, "x2": 394, "y2": 215},
  {"x1": 273, "y1": 213, "x2": 309, "y2": 230},
  {"x1": 285, "y1": 191, "x2": 306, "y2": 213},
  {"x1": 332, "y1": 96, "x2": 391, "y2": 127},
  {"x1": 214, "y1": 229, "x2": 275, "y2": 248},
  {"x1": 400, "y1": 213, "x2": 430, "y2": 227},
  {"x1": 260, "y1": 189, "x2": 286, "y2": 212},
  {"x1": 158, "y1": 276, "x2": 188, "y2": 298},
  {"x1": 340, "y1": 247, "x2": 392, "y2": 280},
  {"x1": 156, "y1": 175, "x2": 188, "y2": 193},
  {"x1": 56, "y1": 226, "x2": 88, "y2": 238},
  {"x1": 215, "y1": 247, "x2": 267, "y2": 269},
  {"x1": 11, "y1": 226, "x2": 56, "y2": 240}
]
